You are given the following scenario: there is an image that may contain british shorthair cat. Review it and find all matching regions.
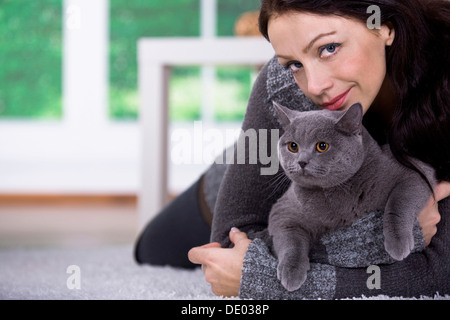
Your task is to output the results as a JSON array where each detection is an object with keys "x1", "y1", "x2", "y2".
[{"x1": 268, "y1": 102, "x2": 435, "y2": 291}]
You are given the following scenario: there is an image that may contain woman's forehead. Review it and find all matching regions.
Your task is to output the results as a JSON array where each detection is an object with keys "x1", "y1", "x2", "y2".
[{"x1": 268, "y1": 12, "x2": 373, "y2": 52}]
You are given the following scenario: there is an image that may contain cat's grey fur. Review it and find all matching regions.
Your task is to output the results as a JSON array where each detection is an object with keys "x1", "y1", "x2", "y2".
[{"x1": 268, "y1": 102, "x2": 436, "y2": 292}]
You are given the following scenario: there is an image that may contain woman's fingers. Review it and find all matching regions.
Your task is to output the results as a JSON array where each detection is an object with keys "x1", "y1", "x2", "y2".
[
  {"x1": 188, "y1": 242, "x2": 222, "y2": 265},
  {"x1": 200, "y1": 242, "x2": 222, "y2": 249},
  {"x1": 229, "y1": 227, "x2": 251, "y2": 249},
  {"x1": 434, "y1": 181, "x2": 450, "y2": 202}
]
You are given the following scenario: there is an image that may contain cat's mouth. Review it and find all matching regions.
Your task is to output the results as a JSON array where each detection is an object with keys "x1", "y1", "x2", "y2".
[
  {"x1": 288, "y1": 166, "x2": 328, "y2": 180},
  {"x1": 288, "y1": 167, "x2": 313, "y2": 178},
  {"x1": 295, "y1": 168, "x2": 308, "y2": 175}
]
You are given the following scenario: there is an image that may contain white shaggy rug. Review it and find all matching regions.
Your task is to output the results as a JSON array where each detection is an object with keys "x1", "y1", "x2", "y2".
[
  {"x1": 0, "y1": 245, "x2": 218, "y2": 300},
  {"x1": 0, "y1": 245, "x2": 448, "y2": 300}
]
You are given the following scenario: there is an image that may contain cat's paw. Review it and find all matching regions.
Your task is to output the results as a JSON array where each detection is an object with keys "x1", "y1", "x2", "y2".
[
  {"x1": 384, "y1": 229, "x2": 414, "y2": 261},
  {"x1": 277, "y1": 256, "x2": 310, "y2": 292}
]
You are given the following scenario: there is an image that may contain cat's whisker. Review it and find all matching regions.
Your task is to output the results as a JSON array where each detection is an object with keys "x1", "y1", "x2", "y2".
[
  {"x1": 272, "y1": 175, "x2": 291, "y2": 199},
  {"x1": 264, "y1": 171, "x2": 291, "y2": 199},
  {"x1": 265, "y1": 170, "x2": 285, "y2": 185}
]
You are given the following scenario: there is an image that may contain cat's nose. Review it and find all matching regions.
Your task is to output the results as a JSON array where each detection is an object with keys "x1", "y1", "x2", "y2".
[{"x1": 298, "y1": 161, "x2": 308, "y2": 169}]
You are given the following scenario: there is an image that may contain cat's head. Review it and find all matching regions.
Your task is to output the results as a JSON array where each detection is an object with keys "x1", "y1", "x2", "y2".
[{"x1": 274, "y1": 102, "x2": 366, "y2": 188}]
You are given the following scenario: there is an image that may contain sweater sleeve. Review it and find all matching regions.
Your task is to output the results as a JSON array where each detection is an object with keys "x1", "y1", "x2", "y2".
[
  {"x1": 240, "y1": 196, "x2": 450, "y2": 299},
  {"x1": 210, "y1": 57, "x2": 316, "y2": 247}
]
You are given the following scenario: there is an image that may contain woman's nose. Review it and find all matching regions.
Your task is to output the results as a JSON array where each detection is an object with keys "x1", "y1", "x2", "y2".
[{"x1": 302, "y1": 66, "x2": 333, "y2": 97}]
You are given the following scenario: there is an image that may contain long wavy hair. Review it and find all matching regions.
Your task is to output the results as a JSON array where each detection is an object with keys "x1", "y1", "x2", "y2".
[{"x1": 259, "y1": 0, "x2": 450, "y2": 183}]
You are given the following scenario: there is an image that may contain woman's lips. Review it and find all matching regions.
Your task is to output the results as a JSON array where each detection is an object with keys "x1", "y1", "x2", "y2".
[{"x1": 321, "y1": 88, "x2": 352, "y2": 111}]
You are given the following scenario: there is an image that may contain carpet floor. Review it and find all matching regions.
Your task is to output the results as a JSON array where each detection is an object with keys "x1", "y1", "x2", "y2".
[
  {"x1": 0, "y1": 245, "x2": 218, "y2": 300},
  {"x1": 0, "y1": 245, "x2": 448, "y2": 300}
]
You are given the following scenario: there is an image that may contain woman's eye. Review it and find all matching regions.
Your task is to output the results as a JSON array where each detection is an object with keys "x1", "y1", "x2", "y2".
[
  {"x1": 287, "y1": 62, "x2": 303, "y2": 72},
  {"x1": 316, "y1": 141, "x2": 329, "y2": 153},
  {"x1": 319, "y1": 43, "x2": 341, "y2": 58},
  {"x1": 288, "y1": 142, "x2": 299, "y2": 153}
]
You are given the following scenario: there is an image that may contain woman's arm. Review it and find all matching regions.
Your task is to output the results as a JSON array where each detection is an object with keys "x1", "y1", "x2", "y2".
[
  {"x1": 210, "y1": 58, "x2": 280, "y2": 247},
  {"x1": 210, "y1": 57, "x2": 316, "y2": 247}
]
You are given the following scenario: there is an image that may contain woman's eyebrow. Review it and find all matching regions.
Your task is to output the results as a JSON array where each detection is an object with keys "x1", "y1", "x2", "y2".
[
  {"x1": 276, "y1": 54, "x2": 292, "y2": 61},
  {"x1": 303, "y1": 31, "x2": 337, "y2": 53}
]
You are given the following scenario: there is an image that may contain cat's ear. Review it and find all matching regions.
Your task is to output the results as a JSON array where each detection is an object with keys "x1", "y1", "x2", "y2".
[
  {"x1": 335, "y1": 103, "x2": 363, "y2": 135},
  {"x1": 272, "y1": 101, "x2": 293, "y2": 128}
]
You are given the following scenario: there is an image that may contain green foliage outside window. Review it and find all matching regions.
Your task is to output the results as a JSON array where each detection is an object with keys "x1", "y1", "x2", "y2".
[
  {"x1": 0, "y1": 0, "x2": 261, "y2": 121},
  {"x1": 110, "y1": 0, "x2": 261, "y2": 122},
  {"x1": 0, "y1": 0, "x2": 62, "y2": 119},
  {"x1": 109, "y1": 0, "x2": 201, "y2": 120}
]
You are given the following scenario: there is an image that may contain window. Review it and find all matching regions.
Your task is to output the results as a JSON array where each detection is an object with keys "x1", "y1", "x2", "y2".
[
  {"x1": 109, "y1": 0, "x2": 261, "y2": 122},
  {"x1": 109, "y1": 0, "x2": 200, "y2": 120},
  {"x1": 0, "y1": 0, "x2": 264, "y2": 194},
  {"x1": 0, "y1": 0, "x2": 62, "y2": 119}
]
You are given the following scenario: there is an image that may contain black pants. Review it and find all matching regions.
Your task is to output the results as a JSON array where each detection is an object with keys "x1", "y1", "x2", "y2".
[{"x1": 134, "y1": 177, "x2": 211, "y2": 269}]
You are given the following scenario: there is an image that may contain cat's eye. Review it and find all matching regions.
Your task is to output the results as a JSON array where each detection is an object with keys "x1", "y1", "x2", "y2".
[
  {"x1": 288, "y1": 142, "x2": 299, "y2": 153},
  {"x1": 316, "y1": 142, "x2": 329, "y2": 153}
]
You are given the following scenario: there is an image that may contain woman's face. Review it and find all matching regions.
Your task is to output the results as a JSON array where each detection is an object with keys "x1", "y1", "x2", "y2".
[{"x1": 268, "y1": 12, "x2": 395, "y2": 113}]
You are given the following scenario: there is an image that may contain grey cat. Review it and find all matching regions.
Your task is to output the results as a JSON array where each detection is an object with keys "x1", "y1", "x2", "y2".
[{"x1": 268, "y1": 102, "x2": 436, "y2": 292}]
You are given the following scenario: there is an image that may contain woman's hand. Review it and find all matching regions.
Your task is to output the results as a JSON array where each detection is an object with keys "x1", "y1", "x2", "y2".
[
  {"x1": 418, "y1": 181, "x2": 450, "y2": 245},
  {"x1": 188, "y1": 227, "x2": 251, "y2": 297}
]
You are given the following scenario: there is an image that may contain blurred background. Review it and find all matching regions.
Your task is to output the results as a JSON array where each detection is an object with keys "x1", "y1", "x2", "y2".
[{"x1": 0, "y1": 0, "x2": 264, "y2": 249}]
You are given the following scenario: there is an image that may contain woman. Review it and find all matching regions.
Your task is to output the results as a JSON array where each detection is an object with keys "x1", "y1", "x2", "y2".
[{"x1": 135, "y1": 0, "x2": 450, "y2": 299}]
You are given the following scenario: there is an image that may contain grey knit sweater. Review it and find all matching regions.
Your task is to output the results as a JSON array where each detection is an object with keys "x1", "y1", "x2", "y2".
[{"x1": 206, "y1": 57, "x2": 450, "y2": 299}]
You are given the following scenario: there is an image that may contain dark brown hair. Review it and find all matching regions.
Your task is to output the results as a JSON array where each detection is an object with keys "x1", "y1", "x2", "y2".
[{"x1": 259, "y1": 0, "x2": 450, "y2": 182}]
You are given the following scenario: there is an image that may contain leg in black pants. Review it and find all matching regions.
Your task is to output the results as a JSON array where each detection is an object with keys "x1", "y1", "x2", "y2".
[{"x1": 134, "y1": 177, "x2": 211, "y2": 269}]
